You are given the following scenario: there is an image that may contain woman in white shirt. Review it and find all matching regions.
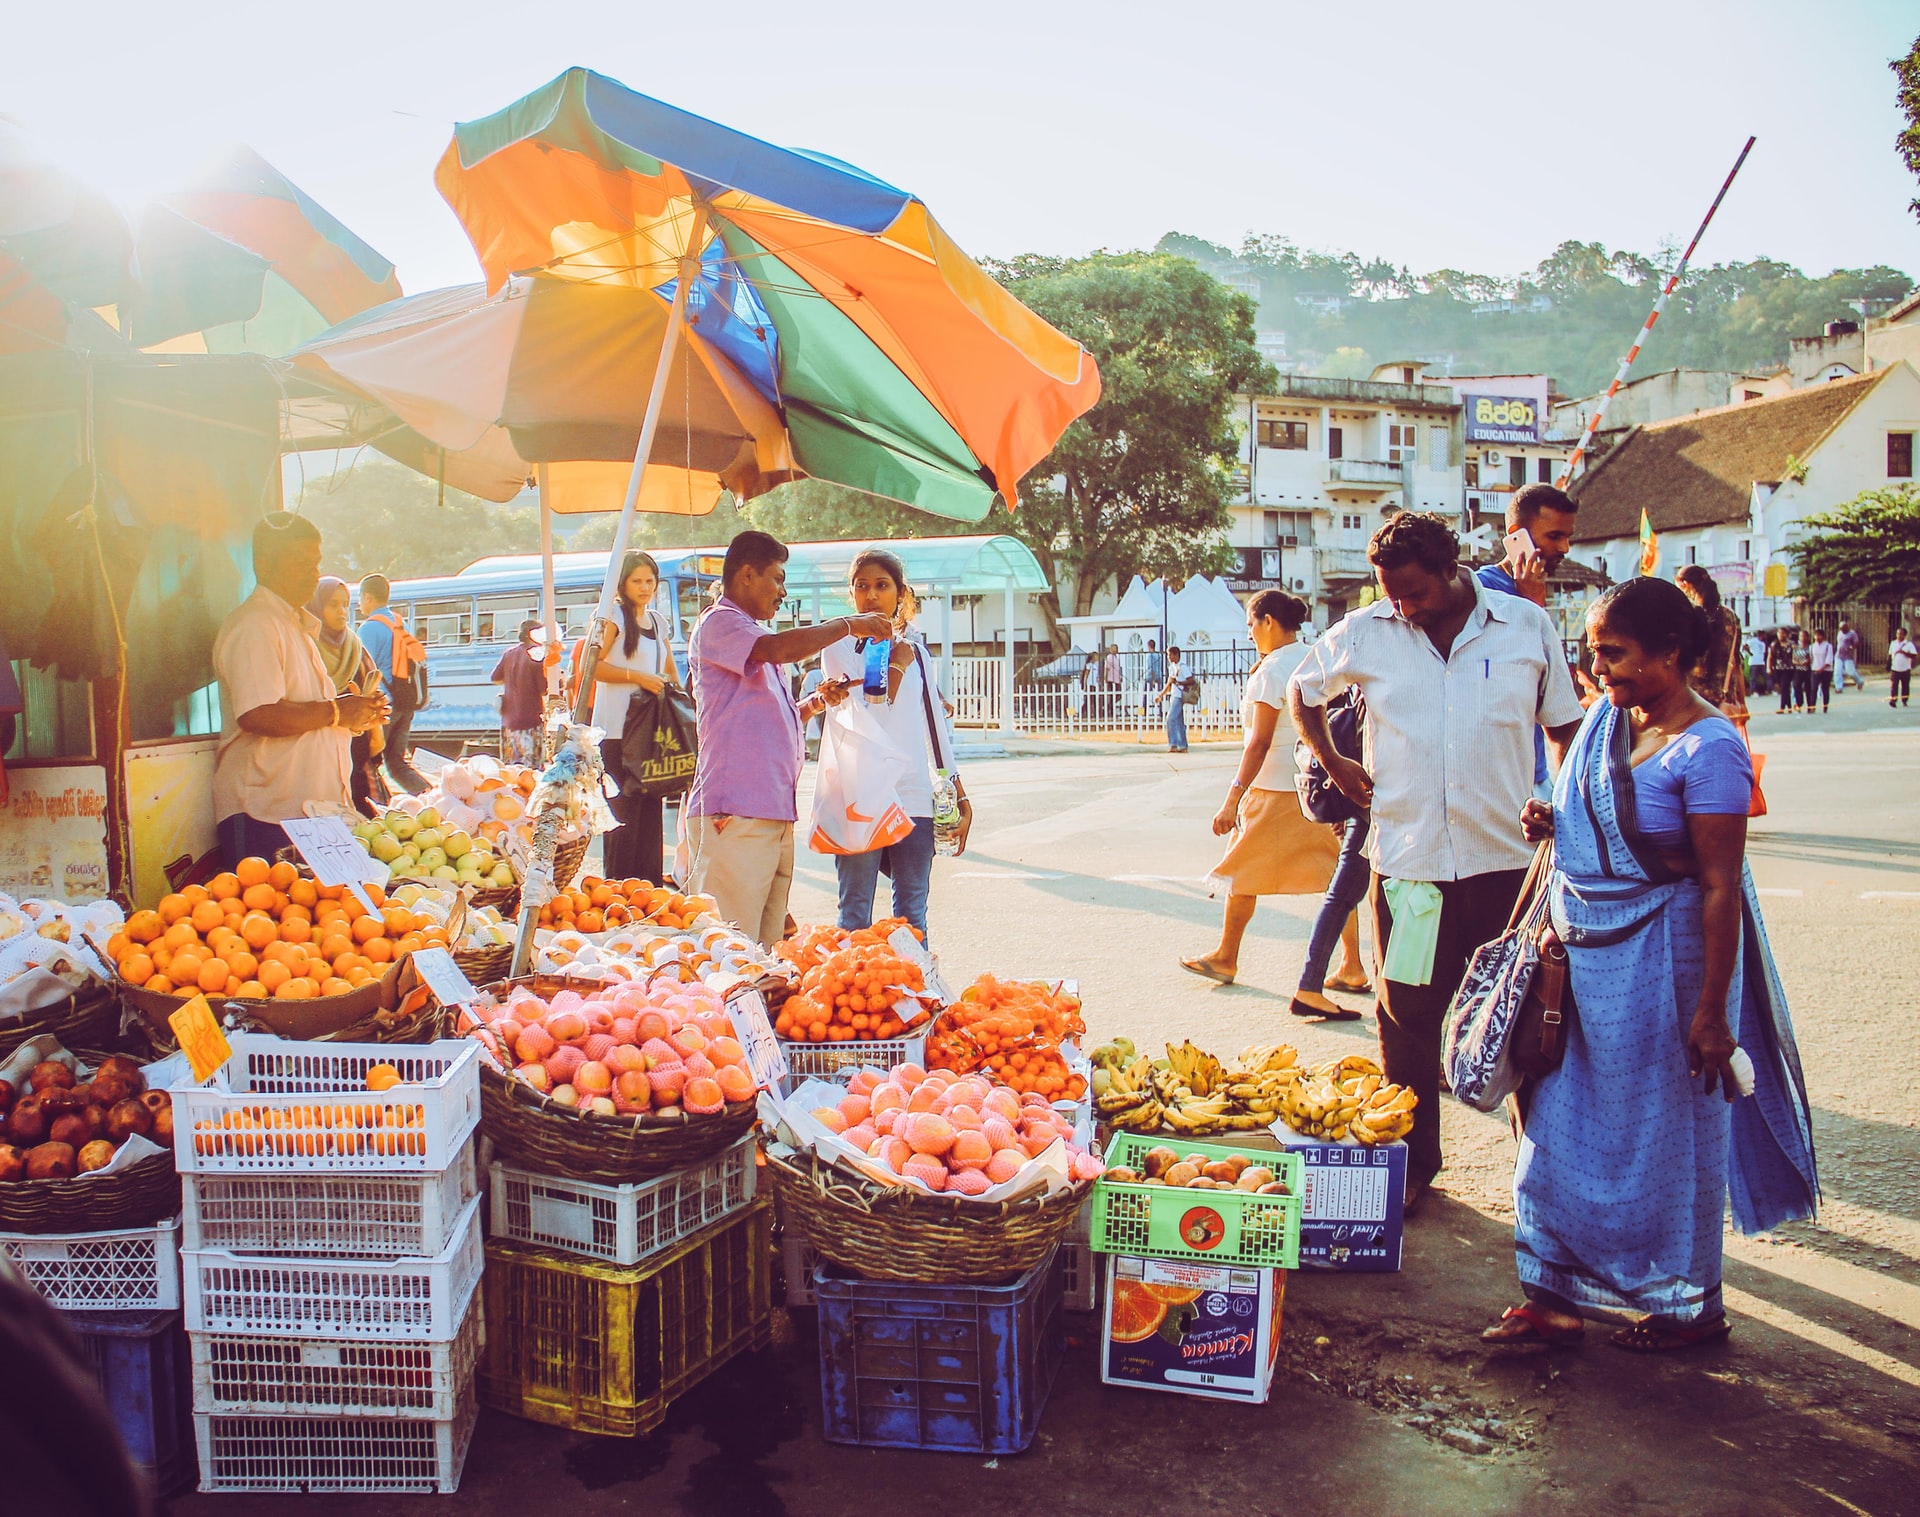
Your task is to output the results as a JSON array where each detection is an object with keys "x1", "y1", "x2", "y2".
[
  {"x1": 1181, "y1": 591, "x2": 1339, "y2": 985},
  {"x1": 591, "y1": 550, "x2": 682, "y2": 883},
  {"x1": 817, "y1": 548, "x2": 970, "y2": 938}
]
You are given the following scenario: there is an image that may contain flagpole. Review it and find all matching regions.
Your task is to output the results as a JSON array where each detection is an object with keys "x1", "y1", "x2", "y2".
[{"x1": 1556, "y1": 137, "x2": 1755, "y2": 491}]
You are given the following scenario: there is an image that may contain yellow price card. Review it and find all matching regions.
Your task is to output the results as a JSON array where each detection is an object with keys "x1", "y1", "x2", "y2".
[{"x1": 169, "y1": 993, "x2": 233, "y2": 1083}]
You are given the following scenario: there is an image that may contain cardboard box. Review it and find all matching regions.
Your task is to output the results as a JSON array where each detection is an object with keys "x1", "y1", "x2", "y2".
[
  {"x1": 1276, "y1": 1133, "x2": 1406, "y2": 1272},
  {"x1": 1100, "y1": 1255, "x2": 1285, "y2": 1404}
]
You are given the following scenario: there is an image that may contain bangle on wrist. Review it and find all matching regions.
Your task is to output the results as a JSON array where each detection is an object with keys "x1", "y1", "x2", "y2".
[{"x1": 329, "y1": 698, "x2": 342, "y2": 729}]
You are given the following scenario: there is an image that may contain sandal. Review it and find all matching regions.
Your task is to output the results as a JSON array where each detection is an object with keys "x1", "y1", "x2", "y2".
[
  {"x1": 1289, "y1": 994, "x2": 1362, "y2": 1021},
  {"x1": 1480, "y1": 1303, "x2": 1585, "y2": 1347},
  {"x1": 1327, "y1": 976, "x2": 1373, "y2": 994},
  {"x1": 1179, "y1": 957, "x2": 1235, "y2": 985},
  {"x1": 1609, "y1": 1316, "x2": 1731, "y2": 1353}
]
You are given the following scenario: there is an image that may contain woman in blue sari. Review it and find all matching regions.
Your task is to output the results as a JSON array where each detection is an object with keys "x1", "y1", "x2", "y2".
[{"x1": 1483, "y1": 578, "x2": 1818, "y2": 1352}]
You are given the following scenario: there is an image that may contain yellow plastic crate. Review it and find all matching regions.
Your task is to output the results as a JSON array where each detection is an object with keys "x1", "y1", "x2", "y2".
[{"x1": 479, "y1": 1196, "x2": 772, "y2": 1437}]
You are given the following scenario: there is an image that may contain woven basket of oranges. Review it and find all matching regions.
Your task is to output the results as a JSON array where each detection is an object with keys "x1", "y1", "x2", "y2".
[{"x1": 109, "y1": 857, "x2": 445, "y2": 1041}]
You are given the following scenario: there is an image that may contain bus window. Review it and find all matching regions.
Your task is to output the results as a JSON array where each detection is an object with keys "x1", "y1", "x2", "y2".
[
  {"x1": 476, "y1": 596, "x2": 539, "y2": 643},
  {"x1": 413, "y1": 599, "x2": 474, "y2": 646}
]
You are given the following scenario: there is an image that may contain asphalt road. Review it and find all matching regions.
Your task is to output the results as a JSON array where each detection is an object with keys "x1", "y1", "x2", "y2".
[{"x1": 166, "y1": 696, "x2": 1920, "y2": 1517}]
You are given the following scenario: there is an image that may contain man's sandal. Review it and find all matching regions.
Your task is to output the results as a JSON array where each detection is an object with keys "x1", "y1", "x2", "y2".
[
  {"x1": 1610, "y1": 1317, "x2": 1731, "y2": 1353},
  {"x1": 1481, "y1": 1303, "x2": 1585, "y2": 1348},
  {"x1": 1179, "y1": 958, "x2": 1235, "y2": 985}
]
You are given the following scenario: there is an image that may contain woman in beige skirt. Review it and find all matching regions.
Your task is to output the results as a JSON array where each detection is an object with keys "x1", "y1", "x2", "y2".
[{"x1": 1181, "y1": 590, "x2": 1339, "y2": 985}]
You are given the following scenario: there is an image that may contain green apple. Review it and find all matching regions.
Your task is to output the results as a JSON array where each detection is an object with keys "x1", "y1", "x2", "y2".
[
  {"x1": 442, "y1": 830, "x2": 472, "y2": 860},
  {"x1": 369, "y1": 833, "x2": 404, "y2": 864},
  {"x1": 417, "y1": 846, "x2": 448, "y2": 872},
  {"x1": 394, "y1": 884, "x2": 423, "y2": 906},
  {"x1": 489, "y1": 863, "x2": 516, "y2": 888},
  {"x1": 385, "y1": 812, "x2": 418, "y2": 841},
  {"x1": 431, "y1": 865, "x2": 460, "y2": 881},
  {"x1": 416, "y1": 807, "x2": 442, "y2": 830},
  {"x1": 414, "y1": 827, "x2": 445, "y2": 851},
  {"x1": 351, "y1": 822, "x2": 382, "y2": 844}
]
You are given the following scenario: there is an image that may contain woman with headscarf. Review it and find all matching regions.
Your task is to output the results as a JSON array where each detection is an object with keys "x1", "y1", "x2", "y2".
[{"x1": 307, "y1": 576, "x2": 386, "y2": 816}]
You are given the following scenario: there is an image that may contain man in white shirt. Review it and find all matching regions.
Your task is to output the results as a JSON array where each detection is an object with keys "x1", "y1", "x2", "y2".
[
  {"x1": 211, "y1": 514, "x2": 387, "y2": 866},
  {"x1": 1291, "y1": 513, "x2": 1584, "y2": 1207}
]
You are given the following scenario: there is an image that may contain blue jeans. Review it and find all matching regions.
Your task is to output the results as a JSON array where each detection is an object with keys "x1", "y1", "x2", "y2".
[
  {"x1": 1166, "y1": 694, "x2": 1188, "y2": 751},
  {"x1": 835, "y1": 816, "x2": 936, "y2": 940},
  {"x1": 1297, "y1": 813, "x2": 1372, "y2": 993}
]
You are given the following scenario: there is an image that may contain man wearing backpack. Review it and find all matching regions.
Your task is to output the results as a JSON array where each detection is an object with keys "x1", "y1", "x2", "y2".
[{"x1": 357, "y1": 574, "x2": 430, "y2": 795}]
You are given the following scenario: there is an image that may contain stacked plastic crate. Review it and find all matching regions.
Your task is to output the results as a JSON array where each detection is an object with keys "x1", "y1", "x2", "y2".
[
  {"x1": 0, "y1": 1212, "x2": 193, "y2": 1498},
  {"x1": 478, "y1": 1133, "x2": 772, "y2": 1437},
  {"x1": 170, "y1": 1035, "x2": 483, "y2": 1495}
]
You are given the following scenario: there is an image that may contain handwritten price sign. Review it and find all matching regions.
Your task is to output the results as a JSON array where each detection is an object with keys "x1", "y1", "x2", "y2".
[
  {"x1": 726, "y1": 986, "x2": 788, "y2": 1090},
  {"x1": 281, "y1": 816, "x2": 383, "y2": 913}
]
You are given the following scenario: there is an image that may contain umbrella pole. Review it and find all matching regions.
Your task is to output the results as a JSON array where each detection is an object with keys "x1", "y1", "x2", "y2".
[
  {"x1": 569, "y1": 202, "x2": 711, "y2": 725},
  {"x1": 537, "y1": 462, "x2": 560, "y2": 766}
]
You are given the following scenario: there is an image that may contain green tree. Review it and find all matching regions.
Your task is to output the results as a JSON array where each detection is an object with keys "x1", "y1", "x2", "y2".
[
  {"x1": 982, "y1": 251, "x2": 1275, "y2": 636},
  {"x1": 1895, "y1": 34, "x2": 1920, "y2": 221},
  {"x1": 296, "y1": 459, "x2": 540, "y2": 578},
  {"x1": 564, "y1": 477, "x2": 951, "y2": 556},
  {"x1": 1791, "y1": 485, "x2": 1920, "y2": 605}
]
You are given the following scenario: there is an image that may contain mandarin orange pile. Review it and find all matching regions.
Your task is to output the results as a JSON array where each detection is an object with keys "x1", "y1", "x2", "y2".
[
  {"x1": 775, "y1": 918, "x2": 920, "y2": 975},
  {"x1": 110, "y1": 856, "x2": 444, "y2": 1001},
  {"x1": 926, "y1": 976, "x2": 1089, "y2": 1100},
  {"x1": 190, "y1": 1099, "x2": 428, "y2": 1160},
  {"x1": 774, "y1": 943, "x2": 924, "y2": 1044},
  {"x1": 535, "y1": 876, "x2": 717, "y2": 935}
]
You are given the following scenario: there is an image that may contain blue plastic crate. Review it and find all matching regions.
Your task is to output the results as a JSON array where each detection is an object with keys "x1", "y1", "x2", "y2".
[
  {"x1": 814, "y1": 1247, "x2": 1064, "y2": 1454},
  {"x1": 66, "y1": 1307, "x2": 194, "y2": 1498}
]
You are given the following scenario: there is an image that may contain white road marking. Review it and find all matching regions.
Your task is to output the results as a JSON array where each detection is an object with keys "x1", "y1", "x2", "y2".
[
  {"x1": 1111, "y1": 874, "x2": 1211, "y2": 883},
  {"x1": 1756, "y1": 888, "x2": 1803, "y2": 897},
  {"x1": 950, "y1": 870, "x2": 1067, "y2": 881},
  {"x1": 1860, "y1": 891, "x2": 1920, "y2": 900}
]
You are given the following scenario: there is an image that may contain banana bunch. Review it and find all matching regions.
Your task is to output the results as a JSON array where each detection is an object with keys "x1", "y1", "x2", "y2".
[
  {"x1": 1277, "y1": 1054, "x2": 1417, "y2": 1145},
  {"x1": 1164, "y1": 1040, "x2": 1226, "y2": 1098},
  {"x1": 1220, "y1": 1041, "x2": 1301, "y2": 1121},
  {"x1": 1145, "y1": 1042, "x2": 1273, "y2": 1134},
  {"x1": 1091, "y1": 1051, "x2": 1165, "y2": 1132}
]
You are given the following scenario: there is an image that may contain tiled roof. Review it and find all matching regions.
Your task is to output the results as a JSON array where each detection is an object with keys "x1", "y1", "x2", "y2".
[{"x1": 1568, "y1": 370, "x2": 1889, "y2": 541}]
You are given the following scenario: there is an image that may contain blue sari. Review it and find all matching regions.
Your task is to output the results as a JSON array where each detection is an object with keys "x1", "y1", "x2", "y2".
[{"x1": 1513, "y1": 702, "x2": 1818, "y2": 1321}]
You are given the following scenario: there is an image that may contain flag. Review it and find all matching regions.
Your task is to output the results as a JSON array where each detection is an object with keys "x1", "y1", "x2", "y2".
[{"x1": 1638, "y1": 508, "x2": 1660, "y2": 576}]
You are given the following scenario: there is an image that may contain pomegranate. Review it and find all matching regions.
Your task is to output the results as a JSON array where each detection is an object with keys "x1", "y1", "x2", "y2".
[
  {"x1": 106, "y1": 1099, "x2": 153, "y2": 1143},
  {"x1": 7, "y1": 1096, "x2": 49, "y2": 1145},
  {"x1": 150, "y1": 1105, "x2": 173, "y2": 1144},
  {"x1": 0, "y1": 1144, "x2": 24, "y2": 1181},
  {"x1": 77, "y1": 1139, "x2": 116, "y2": 1173},
  {"x1": 96, "y1": 1055, "x2": 146, "y2": 1095},
  {"x1": 49, "y1": 1113, "x2": 92, "y2": 1150},
  {"x1": 27, "y1": 1061, "x2": 75, "y2": 1094},
  {"x1": 24, "y1": 1141, "x2": 76, "y2": 1179}
]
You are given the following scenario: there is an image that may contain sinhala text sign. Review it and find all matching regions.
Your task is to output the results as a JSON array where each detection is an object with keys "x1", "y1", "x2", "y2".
[{"x1": 1463, "y1": 395, "x2": 1542, "y2": 446}]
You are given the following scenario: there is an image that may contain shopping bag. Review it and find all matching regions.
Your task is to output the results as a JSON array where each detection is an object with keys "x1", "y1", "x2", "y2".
[
  {"x1": 1442, "y1": 841, "x2": 1558, "y2": 1112},
  {"x1": 809, "y1": 701, "x2": 915, "y2": 856},
  {"x1": 620, "y1": 685, "x2": 699, "y2": 799}
]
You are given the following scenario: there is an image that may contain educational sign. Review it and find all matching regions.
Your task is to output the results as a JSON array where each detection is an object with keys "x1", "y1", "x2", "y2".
[
  {"x1": 0, "y1": 766, "x2": 109, "y2": 901},
  {"x1": 1463, "y1": 394, "x2": 1543, "y2": 446}
]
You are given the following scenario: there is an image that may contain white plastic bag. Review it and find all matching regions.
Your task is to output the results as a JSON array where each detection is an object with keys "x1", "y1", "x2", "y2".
[{"x1": 808, "y1": 701, "x2": 915, "y2": 857}]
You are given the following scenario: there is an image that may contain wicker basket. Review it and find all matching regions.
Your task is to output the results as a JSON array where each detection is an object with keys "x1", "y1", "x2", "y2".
[
  {"x1": 0, "y1": 1048, "x2": 181, "y2": 1234},
  {"x1": 552, "y1": 834, "x2": 590, "y2": 890},
  {"x1": 451, "y1": 941, "x2": 514, "y2": 985},
  {"x1": 0, "y1": 982, "x2": 120, "y2": 1060},
  {"x1": 765, "y1": 1147, "x2": 1090, "y2": 1287}
]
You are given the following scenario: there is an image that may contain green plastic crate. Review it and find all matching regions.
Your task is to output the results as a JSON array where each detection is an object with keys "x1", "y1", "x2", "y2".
[{"x1": 1090, "y1": 1134, "x2": 1304, "y2": 1269}]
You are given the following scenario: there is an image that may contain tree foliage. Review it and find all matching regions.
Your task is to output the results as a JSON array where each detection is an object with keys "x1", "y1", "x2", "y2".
[
  {"x1": 296, "y1": 459, "x2": 540, "y2": 579},
  {"x1": 564, "y1": 477, "x2": 959, "y2": 556},
  {"x1": 1791, "y1": 485, "x2": 1920, "y2": 606},
  {"x1": 1896, "y1": 34, "x2": 1920, "y2": 222},
  {"x1": 981, "y1": 251, "x2": 1275, "y2": 632}
]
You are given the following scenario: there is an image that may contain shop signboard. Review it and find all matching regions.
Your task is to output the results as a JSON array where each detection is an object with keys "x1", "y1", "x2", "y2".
[
  {"x1": 1463, "y1": 394, "x2": 1543, "y2": 446},
  {"x1": 1, "y1": 765, "x2": 109, "y2": 900}
]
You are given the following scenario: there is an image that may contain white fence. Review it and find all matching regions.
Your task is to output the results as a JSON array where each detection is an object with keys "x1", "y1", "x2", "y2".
[{"x1": 945, "y1": 656, "x2": 1244, "y2": 741}]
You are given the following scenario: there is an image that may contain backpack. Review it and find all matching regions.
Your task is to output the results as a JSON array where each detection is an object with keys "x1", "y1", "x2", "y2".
[
  {"x1": 1296, "y1": 686, "x2": 1367, "y2": 824},
  {"x1": 369, "y1": 612, "x2": 429, "y2": 710},
  {"x1": 1179, "y1": 672, "x2": 1201, "y2": 702}
]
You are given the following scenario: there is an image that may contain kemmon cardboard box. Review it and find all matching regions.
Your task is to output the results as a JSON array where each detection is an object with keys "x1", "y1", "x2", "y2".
[{"x1": 1100, "y1": 1255, "x2": 1284, "y2": 1404}]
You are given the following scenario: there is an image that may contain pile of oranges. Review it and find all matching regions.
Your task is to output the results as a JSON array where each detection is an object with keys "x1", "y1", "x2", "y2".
[
  {"x1": 774, "y1": 943, "x2": 926, "y2": 1044},
  {"x1": 534, "y1": 876, "x2": 717, "y2": 935},
  {"x1": 109, "y1": 857, "x2": 446, "y2": 1001}
]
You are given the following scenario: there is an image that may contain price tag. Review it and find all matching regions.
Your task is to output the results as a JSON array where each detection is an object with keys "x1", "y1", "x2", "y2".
[
  {"x1": 169, "y1": 993, "x2": 233, "y2": 1083},
  {"x1": 282, "y1": 815, "x2": 383, "y2": 914},
  {"x1": 727, "y1": 986, "x2": 788, "y2": 1089},
  {"x1": 888, "y1": 926, "x2": 953, "y2": 1005},
  {"x1": 411, "y1": 947, "x2": 479, "y2": 1010}
]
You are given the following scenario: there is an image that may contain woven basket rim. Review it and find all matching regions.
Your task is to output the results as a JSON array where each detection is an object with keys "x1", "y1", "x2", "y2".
[{"x1": 765, "y1": 1145, "x2": 1088, "y2": 1221}]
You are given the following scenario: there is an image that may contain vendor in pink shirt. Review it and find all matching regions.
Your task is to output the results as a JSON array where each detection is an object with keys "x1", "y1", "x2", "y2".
[{"x1": 684, "y1": 531, "x2": 892, "y2": 944}]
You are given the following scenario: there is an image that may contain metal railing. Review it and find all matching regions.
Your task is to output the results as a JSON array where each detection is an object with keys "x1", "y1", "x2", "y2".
[
  {"x1": 1265, "y1": 375, "x2": 1458, "y2": 407},
  {"x1": 1327, "y1": 458, "x2": 1406, "y2": 486},
  {"x1": 947, "y1": 654, "x2": 1251, "y2": 740}
]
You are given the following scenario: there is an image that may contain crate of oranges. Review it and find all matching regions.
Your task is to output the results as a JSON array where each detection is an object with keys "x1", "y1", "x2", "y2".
[
  {"x1": 111, "y1": 857, "x2": 446, "y2": 1041},
  {"x1": 534, "y1": 877, "x2": 720, "y2": 937}
]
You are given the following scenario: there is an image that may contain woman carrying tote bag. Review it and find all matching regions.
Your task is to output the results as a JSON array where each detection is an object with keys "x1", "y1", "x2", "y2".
[{"x1": 591, "y1": 550, "x2": 683, "y2": 884}]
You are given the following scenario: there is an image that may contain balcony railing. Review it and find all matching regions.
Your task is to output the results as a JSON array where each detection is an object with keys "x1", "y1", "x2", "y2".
[
  {"x1": 1327, "y1": 458, "x2": 1406, "y2": 487},
  {"x1": 1262, "y1": 375, "x2": 1459, "y2": 407},
  {"x1": 1315, "y1": 547, "x2": 1373, "y2": 581}
]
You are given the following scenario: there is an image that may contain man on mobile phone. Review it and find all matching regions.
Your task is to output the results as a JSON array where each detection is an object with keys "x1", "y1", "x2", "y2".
[{"x1": 1476, "y1": 483, "x2": 1579, "y2": 798}]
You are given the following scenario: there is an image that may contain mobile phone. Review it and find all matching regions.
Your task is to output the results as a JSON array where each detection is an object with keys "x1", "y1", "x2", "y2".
[{"x1": 1504, "y1": 527, "x2": 1537, "y2": 560}]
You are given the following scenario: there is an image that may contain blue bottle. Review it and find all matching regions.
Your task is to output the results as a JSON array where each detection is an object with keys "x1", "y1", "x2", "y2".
[{"x1": 863, "y1": 637, "x2": 892, "y2": 705}]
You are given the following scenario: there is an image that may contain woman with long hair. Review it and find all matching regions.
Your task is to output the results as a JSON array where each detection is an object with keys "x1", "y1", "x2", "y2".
[
  {"x1": 591, "y1": 550, "x2": 682, "y2": 883},
  {"x1": 307, "y1": 576, "x2": 386, "y2": 816},
  {"x1": 816, "y1": 547, "x2": 970, "y2": 937},
  {"x1": 1181, "y1": 590, "x2": 1338, "y2": 985},
  {"x1": 1485, "y1": 577, "x2": 1816, "y2": 1353},
  {"x1": 1675, "y1": 565, "x2": 1745, "y2": 717}
]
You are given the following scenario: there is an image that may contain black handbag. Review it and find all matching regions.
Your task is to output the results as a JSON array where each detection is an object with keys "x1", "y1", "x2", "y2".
[
  {"x1": 619, "y1": 683, "x2": 699, "y2": 799},
  {"x1": 1296, "y1": 687, "x2": 1367, "y2": 824}
]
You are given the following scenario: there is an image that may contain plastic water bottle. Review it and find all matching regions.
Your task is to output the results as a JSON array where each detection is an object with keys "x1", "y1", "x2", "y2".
[
  {"x1": 863, "y1": 637, "x2": 892, "y2": 705},
  {"x1": 932, "y1": 772, "x2": 962, "y2": 856}
]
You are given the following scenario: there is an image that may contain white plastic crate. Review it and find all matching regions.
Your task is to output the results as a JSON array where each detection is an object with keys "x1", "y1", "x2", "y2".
[
  {"x1": 172, "y1": 1035, "x2": 480, "y2": 1175},
  {"x1": 1062, "y1": 1196, "x2": 1096, "y2": 1312},
  {"x1": 0, "y1": 1217, "x2": 181, "y2": 1312},
  {"x1": 488, "y1": 1135, "x2": 756, "y2": 1265},
  {"x1": 777, "y1": 1030, "x2": 926, "y2": 1083},
  {"x1": 182, "y1": 1144, "x2": 476, "y2": 1258},
  {"x1": 184, "y1": 1194, "x2": 481, "y2": 1341},
  {"x1": 781, "y1": 1230, "x2": 817, "y2": 1309},
  {"x1": 194, "y1": 1384, "x2": 474, "y2": 1494},
  {"x1": 191, "y1": 1293, "x2": 480, "y2": 1419}
]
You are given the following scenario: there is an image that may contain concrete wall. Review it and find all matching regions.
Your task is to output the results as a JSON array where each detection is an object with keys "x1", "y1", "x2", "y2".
[{"x1": 1790, "y1": 329, "x2": 1865, "y2": 387}]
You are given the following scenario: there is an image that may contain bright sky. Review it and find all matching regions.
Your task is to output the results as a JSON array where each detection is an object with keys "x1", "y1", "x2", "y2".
[{"x1": 7, "y1": 0, "x2": 1918, "y2": 293}]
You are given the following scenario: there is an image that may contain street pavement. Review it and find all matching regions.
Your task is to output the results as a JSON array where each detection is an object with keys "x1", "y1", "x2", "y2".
[{"x1": 167, "y1": 697, "x2": 1920, "y2": 1517}]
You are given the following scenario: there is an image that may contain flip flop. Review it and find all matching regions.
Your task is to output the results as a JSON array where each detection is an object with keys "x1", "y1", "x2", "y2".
[
  {"x1": 1179, "y1": 958, "x2": 1235, "y2": 985},
  {"x1": 1481, "y1": 1303, "x2": 1585, "y2": 1348},
  {"x1": 1289, "y1": 995, "x2": 1362, "y2": 1021},
  {"x1": 1326, "y1": 977, "x2": 1373, "y2": 994},
  {"x1": 1609, "y1": 1317, "x2": 1731, "y2": 1354}
]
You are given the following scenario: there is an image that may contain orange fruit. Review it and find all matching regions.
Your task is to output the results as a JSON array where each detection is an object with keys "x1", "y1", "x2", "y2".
[
  {"x1": 182, "y1": 882, "x2": 210, "y2": 906},
  {"x1": 319, "y1": 933, "x2": 354, "y2": 963},
  {"x1": 170, "y1": 952, "x2": 205, "y2": 987},
  {"x1": 257, "y1": 959, "x2": 292, "y2": 991},
  {"x1": 151, "y1": 945, "x2": 174, "y2": 974},
  {"x1": 274, "y1": 976, "x2": 313, "y2": 1000},
  {"x1": 380, "y1": 906, "x2": 414, "y2": 937},
  {"x1": 365, "y1": 1064, "x2": 402, "y2": 1092},
  {"x1": 320, "y1": 977, "x2": 354, "y2": 997},
  {"x1": 125, "y1": 910, "x2": 164, "y2": 944},
  {"x1": 226, "y1": 950, "x2": 259, "y2": 981},
  {"x1": 119, "y1": 951, "x2": 154, "y2": 983},
  {"x1": 209, "y1": 872, "x2": 241, "y2": 901},
  {"x1": 1141, "y1": 1282, "x2": 1205, "y2": 1306},
  {"x1": 332, "y1": 952, "x2": 366, "y2": 977},
  {"x1": 196, "y1": 958, "x2": 232, "y2": 993},
  {"x1": 270, "y1": 891, "x2": 290, "y2": 915},
  {"x1": 577, "y1": 909, "x2": 604, "y2": 934},
  {"x1": 396, "y1": 932, "x2": 425, "y2": 956},
  {"x1": 344, "y1": 966, "x2": 373, "y2": 987},
  {"x1": 237, "y1": 980, "x2": 267, "y2": 999},
  {"x1": 241, "y1": 914, "x2": 278, "y2": 950},
  {"x1": 279, "y1": 917, "x2": 312, "y2": 946},
  {"x1": 315, "y1": 883, "x2": 343, "y2": 901},
  {"x1": 280, "y1": 903, "x2": 312, "y2": 925},
  {"x1": 362, "y1": 936, "x2": 394, "y2": 964},
  {"x1": 363, "y1": 882, "x2": 386, "y2": 907},
  {"x1": 106, "y1": 931, "x2": 131, "y2": 962},
  {"x1": 235, "y1": 856, "x2": 271, "y2": 889},
  {"x1": 144, "y1": 973, "x2": 174, "y2": 993},
  {"x1": 1108, "y1": 1280, "x2": 1170, "y2": 1343},
  {"x1": 350, "y1": 915, "x2": 381, "y2": 944},
  {"x1": 267, "y1": 861, "x2": 298, "y2": 891},
  {"x1": 156, "y1": 893, "x2": 192, "y2": 925},
  {"x1": 224, "y1": 976, "x2": 242, "y2": 996},
  {"x1": 222, "y1": 897, "x2": 245, "y2": 919},
  {"x1": 190, "y1": 900, "x2": 225, "y2": 935},
  {"x1": 289, "y1": 879, "x2": 318, "y2": 908},
  {"x1": 241, "y1": 883, "x2": 276, "y2": 913},
  {"x1": 162, "y1": 920, "x2": 199, "y2": 951}
]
